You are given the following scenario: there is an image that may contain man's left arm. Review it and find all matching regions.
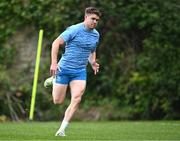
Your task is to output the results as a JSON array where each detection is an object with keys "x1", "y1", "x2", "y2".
[{"x1": 88, "y1": 52, "x2": 99, "y2": 75}]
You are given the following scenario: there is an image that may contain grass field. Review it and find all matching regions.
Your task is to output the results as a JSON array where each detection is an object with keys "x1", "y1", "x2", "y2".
[{"x1": 0, "y1": 121, "x2": 180, "y2": 141}]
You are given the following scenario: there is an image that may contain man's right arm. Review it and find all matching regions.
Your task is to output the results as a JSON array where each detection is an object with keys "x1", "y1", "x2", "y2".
[{"x1": 50, "y1": 37, "x2": 64, "y2": 76}]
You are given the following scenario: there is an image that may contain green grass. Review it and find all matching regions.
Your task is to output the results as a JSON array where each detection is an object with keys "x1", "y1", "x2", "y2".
[{"x1": 0, "y1": 121, "x2": 180, "y2": 141}]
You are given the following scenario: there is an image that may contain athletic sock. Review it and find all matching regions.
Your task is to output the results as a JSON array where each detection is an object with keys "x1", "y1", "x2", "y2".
[{"x1": 59, "y1": 120, "x2": 69, "y2": 132}]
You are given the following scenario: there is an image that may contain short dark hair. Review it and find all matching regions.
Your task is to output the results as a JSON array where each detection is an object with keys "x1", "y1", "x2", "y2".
[{"x1": 85, "y1": 7, "x2": 101, "y2": 17}]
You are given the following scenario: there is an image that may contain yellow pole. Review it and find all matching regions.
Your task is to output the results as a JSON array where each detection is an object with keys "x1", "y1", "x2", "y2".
[{"x1": 29, "y1": 29, "x2": 43, "y2": 120}]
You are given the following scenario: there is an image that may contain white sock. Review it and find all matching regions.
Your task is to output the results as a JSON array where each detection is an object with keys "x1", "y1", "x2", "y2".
[{"x1": 59, "y1": 120, "x2": 69, "y2": 132}]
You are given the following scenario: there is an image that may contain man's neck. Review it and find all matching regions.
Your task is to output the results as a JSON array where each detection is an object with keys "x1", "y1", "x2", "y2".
[{"x1": 83, "y1": 22, "x2": 93, "y2": 31}]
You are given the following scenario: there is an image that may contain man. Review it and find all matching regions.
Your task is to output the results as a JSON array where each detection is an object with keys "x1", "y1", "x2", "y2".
[{"x1": 44, "y1": 7, "x2": 101, "y2": 136}]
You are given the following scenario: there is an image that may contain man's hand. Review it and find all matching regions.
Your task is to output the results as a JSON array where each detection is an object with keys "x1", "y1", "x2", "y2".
[
  {"x1": 50, "y1": 64, "x2": 58, "y2": 77},
  {"x1": 91, "y1": 61, "x2": 100, "y2": 75}
]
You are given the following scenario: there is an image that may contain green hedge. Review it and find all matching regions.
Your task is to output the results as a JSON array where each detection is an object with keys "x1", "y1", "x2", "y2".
[{"x1": 0, "y1": 0, "x2": 180, "y2": 120}]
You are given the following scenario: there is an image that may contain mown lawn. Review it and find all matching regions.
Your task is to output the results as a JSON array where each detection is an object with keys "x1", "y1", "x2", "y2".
[{"x1": 0, "y1": 121, "x2": 179, "y2": 141}]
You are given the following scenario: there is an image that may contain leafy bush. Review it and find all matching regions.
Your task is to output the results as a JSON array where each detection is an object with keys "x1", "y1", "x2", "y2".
[{"x1": 0, "y1": 0, "x2": 179, "y2": 120}]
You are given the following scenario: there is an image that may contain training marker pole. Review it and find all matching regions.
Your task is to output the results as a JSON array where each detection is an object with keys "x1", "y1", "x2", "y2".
[{"x1": 29, "y1": 29, "x2": 43, "y2": 120}]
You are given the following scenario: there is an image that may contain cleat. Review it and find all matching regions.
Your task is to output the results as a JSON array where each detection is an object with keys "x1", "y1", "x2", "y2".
[
  {"x1": 55, "y1": 130, "x2": 66, "y2": 137},
  {"x1": 44, "y1": 76, "x2": 54, "y2": 88}
]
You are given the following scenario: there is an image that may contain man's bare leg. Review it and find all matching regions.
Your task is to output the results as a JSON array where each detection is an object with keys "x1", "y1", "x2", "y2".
[
  {"x1": 56, "y1": 80, "x2": 86, "y2": 136},
  {"x1": 52, "y1": 83, "x2": 68, "y2": 104}
]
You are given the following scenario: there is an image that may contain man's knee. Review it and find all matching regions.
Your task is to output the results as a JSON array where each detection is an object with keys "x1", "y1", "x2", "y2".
[
  {"x1": 53, "y1": 98, "x2": 64, "y2": 105},
  {"x1": 72, "y1": 96, "x2": 82, "y2": 104}
]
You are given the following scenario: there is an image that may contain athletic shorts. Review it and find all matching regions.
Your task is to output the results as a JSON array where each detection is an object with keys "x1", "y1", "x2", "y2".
[{"x1": 55, "y1": 68, "x2": 87, "y2": 84}]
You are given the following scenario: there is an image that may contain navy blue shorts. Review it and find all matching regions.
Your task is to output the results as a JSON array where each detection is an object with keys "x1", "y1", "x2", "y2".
[{"x1": 55, "y1": 68, "x2": 87, "y2": 84}]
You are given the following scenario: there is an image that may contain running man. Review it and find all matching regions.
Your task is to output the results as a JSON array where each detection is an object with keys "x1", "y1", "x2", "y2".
[{"x1": 44, "y1": 7, "x2": 101, "y2": 136}]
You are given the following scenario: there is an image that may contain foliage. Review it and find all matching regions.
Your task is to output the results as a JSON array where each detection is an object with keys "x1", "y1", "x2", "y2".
[{"x1": 0, "y1": 0, "x2": 180, "y2": 120}]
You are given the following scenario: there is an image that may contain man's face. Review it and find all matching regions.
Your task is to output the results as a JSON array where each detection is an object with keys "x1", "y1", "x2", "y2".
[{"x1": 85, "y1": 14, "x2": 100, "y2": 29}]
